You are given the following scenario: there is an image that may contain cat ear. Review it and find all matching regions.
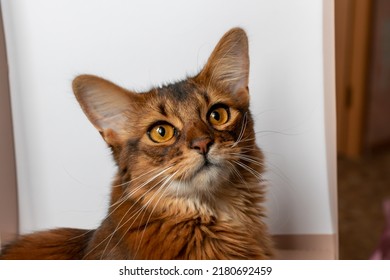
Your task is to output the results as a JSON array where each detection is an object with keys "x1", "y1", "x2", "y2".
[
  {"x1": 197, "y1": 27, "x2": 250, "y2": 103},
  {"x1": 72, "y1": 75, "x2": 134, "y2": 145}
]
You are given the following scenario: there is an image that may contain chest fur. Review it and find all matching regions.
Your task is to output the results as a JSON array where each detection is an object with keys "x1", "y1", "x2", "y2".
[{"x1": 124, "y1": 214, "x2": 267, "y2": 259}]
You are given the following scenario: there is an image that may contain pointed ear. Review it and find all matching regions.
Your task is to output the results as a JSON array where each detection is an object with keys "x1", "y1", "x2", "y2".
[
  {"x1": 72, "y1": 75, "x2": 134, "y2": 145},
  {"x1": 197, "y1": 27, "x2": 250, "y2": 103}
]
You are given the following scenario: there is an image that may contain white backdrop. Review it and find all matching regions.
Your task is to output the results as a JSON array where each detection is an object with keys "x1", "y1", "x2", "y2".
[{"x1": 1, "y1": 0, "x2": 337, "y2": 236}]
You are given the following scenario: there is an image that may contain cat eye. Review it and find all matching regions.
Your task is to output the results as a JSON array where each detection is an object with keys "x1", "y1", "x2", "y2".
[
  {"x1": 208, "y1": 106, "x2": 230, "y2": 126},
  {"x1": 148, "y1": 123, "x2": 176, "y2": 143}
]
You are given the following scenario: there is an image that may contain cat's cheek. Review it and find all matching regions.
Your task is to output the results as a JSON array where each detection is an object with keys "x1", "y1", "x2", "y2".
[
  {"x1": 135, "y1": 142, "x2": 168, "y2": 163},
  {"x1": 209, "y1": 140, "x2": 236, "y2": 155}
]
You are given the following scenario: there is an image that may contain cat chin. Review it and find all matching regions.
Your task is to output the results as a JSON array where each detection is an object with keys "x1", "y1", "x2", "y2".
[{"x1": 168, "y1": 164, "x2": 227, "y2": 198}]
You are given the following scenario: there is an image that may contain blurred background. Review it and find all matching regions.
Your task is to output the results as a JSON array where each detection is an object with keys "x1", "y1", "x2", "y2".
[{"x1": 336, "y1": 0, "x2": 390, "y2": 259}]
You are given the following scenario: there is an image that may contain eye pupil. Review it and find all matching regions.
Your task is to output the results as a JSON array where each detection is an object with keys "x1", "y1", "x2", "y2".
[
  {"x1": 157, "y1": 126, "x2": 165, "y2": 136},
  {"x1": 211, "y1": 111, "x2": 220, "y2": 121}
]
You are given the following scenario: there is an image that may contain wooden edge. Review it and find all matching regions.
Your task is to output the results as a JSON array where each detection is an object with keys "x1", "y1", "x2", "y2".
[
  {"x1": 335, "y1": 0, "x2": 354, "y2": 155},
  {"x1": 273, "y1": 234, "x2": 338, "y2": 260},
  {"x1": 346, "y1": 0, "x2": 373, "y2": 156}
]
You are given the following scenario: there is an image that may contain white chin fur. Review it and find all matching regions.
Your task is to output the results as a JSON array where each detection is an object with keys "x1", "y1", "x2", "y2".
[
  {"x1": 167, "y1": 145, "x2": 232, "y2": 197},
  {"x1": 168, "y1": 164, "x2": 226, "y2": 197}
]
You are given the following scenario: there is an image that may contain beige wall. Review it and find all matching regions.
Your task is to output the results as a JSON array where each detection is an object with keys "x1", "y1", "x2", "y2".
[{"x1": 0, "y1": 6, "x2": 18, "y2": 246}]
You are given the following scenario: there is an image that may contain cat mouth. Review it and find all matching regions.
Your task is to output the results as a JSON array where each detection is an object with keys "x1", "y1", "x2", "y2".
[
  {"x1": 169, "y1": 157, "x2": 227, "y2": 196},
  {"x1": 190, "y1": 158, "x2": 221, "y2": 179},
  {"x1": 197, "y1": 159, "x2": 212, "y2": 172}
]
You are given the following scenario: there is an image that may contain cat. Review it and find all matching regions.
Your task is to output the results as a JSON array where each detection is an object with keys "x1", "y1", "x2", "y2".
[{"x1": 0, "y1": 27, "x2": 273, "y2": 260}]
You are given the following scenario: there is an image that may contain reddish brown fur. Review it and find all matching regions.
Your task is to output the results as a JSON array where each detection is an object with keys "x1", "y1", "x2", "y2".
[
  {"x1": 0, "y1": 28, "x2": 273, "y2": 260},
  {"x1": 0, "y1": 229, "x2": 93, "y2": 260}
]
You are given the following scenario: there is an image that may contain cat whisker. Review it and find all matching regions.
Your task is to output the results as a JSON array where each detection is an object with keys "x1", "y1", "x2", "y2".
[
  {"x1": 254, "y1": 129, "x2": 303, "y2": 137},
  {"x1": 70, "y1": 168, "x2": 172, "y2": 245},
  {"x1": 226, "y1": 159, "x2": 263, "y2": 195},
  {"x1": 105, "y1": 172, "x2": 176, "y2": 259},
  {"x1": 104, "y1": 167, "x2": 169, "y2": 218},
  {"x1": 231, "y1": 136, "x2": 257, "y2": 147},
  {"x1": 232, "y1": 160, "x2": 264, "y2": 182},
  {"x1": 239, "y1": 146, "x2": 260, "y2": 152},
  {"x1": 231, "y1": 112, "x2": 248, "y2": 148},
  {"x1": 235, "y1": 151, "x2": 294, "y2": 192},
  {"x1": 230, "y1": 153, "x2": 265, "y2": 167},
  {"x1": 109, "y1": 166, "x2": 174, "y2": 209},
  {"x1": 111, "y1": 166, "x2": 162, "y2": 188},
  {"x1": 66, "y1": 229, "x2": 96, "y2": 241},
  {"x1": 133, "y1": 170, "x2": 180, "y2": 258},
  {"x1": 98, "y1": 166, "x2": 175, "y2": 237},
  {"x1": 263, "y1": 160, "x2": 295, "y2": 190},
  {"x1": 98, "y1": 171, "x2": 173, "y2": 259},
  {"x1": 83, "y1": 166, "x2": 174, "y2": 259},
  {"x1": 226, "y1": 161, "x2": 247, "y2": 186}
]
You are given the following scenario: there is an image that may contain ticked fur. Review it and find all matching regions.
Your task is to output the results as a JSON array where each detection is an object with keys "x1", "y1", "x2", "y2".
[{"x1": 0, "y1": 28, "x2": 273, "y2": 260}]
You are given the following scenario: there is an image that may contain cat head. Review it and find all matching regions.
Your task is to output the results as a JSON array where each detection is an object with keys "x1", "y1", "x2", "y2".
[{"x1": 72, "y1": 28, "x2": 261, "y2": 198}]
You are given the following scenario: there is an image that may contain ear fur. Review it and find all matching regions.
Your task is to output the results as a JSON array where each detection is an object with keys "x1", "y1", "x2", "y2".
[
  {"x1": 72, "y1": 75, "x2": 134, "y2": 145},
  {"x1": 197, "y1": 27, "x2": 250, "y2": 103}
]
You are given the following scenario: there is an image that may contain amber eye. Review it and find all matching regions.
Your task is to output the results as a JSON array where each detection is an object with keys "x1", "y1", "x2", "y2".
[
  {"x1": 208, "y1": 106, "x2": 230, "y2": 126},
  {"x1": 148, "y1": 123, "x2": 176, "y2": 143}
]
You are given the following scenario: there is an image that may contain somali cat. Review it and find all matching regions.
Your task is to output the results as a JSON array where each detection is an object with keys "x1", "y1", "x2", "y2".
[{"x1": 0, "y1": 28, "x2": 273, "y2": 259}]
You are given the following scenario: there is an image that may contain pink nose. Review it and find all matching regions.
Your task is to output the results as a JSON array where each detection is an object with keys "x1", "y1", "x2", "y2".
[{"x1": 191, "y1": 137, "x2": 214, "y2": 155}]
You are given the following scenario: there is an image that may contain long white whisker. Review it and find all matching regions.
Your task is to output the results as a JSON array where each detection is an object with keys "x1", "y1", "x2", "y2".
[
  {"x1": 106, "y1": 173, "x2": 173, "y2": 259},
  {"x1": 133, "y1": 170, "x2": 179, "y2": 258},
  {"x1": 233, "y1": 160, "x2": 263, "y2": 181},
  {"x1": 83, "y1": 166, "x2": 173, "y2": 259},
  {"x1": 229, "y1": 153, "x2": 264, "y2": 167},
  {"x1": 99, "y1": 170, "x2": 173, "y2": 259},
  {"x1": 232, "y1": 112, "x2": 248, "y2": 148},
  {"x1": 103, "y1": 167, "x2": 169, "y2": 220},
  {"x1": 111, "y1": 166, "x2": 162, "y2": 188},
  {"x1": 101, "y1": 166, "x2": 175, "y2": 234},
  {"x1": 110, "y1": 166, "x2": 173, "y2": 209},
  {"x1": 226, "y1": 161, "x2": 246, "y2": 185}
]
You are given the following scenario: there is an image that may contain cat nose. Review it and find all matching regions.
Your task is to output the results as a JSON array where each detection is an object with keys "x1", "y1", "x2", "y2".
[{"x1": 191, "y1": 137, "x2": 214, "y2": 155}]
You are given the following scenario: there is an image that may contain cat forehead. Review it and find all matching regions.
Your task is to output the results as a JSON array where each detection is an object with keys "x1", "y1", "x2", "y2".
[
  {"x1": 157, "y1": 80, "x2": 207, "y2": 103},
  {"x1": 144, "y1": 80, "x2": 232, "y2": 113},
  {"x1": 144, "y1": 81, "x2": 208, "y2": 114}
]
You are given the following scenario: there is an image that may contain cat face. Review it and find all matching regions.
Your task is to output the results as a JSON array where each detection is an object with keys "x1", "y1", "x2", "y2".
[
  {"x1": 131, "y1": 80, "x2": 252, "y2": 197},
  {"x1": 73, "y1": 28, "x2": 259, "y2": 198}
]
